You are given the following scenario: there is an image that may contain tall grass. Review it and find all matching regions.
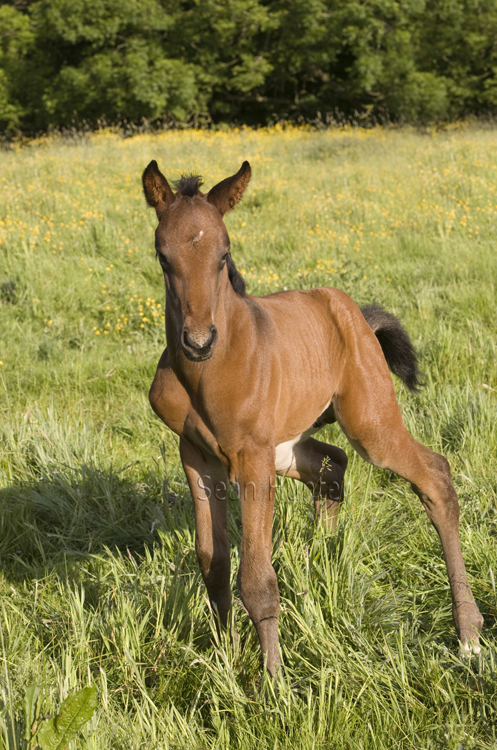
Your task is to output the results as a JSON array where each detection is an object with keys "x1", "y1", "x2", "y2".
[{"x1": 0, "y1": 124, "x2": 496, "y2": 749}]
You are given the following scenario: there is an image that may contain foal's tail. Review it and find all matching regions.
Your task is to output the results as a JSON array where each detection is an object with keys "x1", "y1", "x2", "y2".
[{"x1": 361, "y1": 305, "x2": 422, "y2": 392}]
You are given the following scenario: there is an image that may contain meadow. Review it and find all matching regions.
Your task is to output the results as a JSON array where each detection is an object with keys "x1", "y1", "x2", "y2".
[{"x1": 0, "y1": 123, "x2": 496, "y2": 749}]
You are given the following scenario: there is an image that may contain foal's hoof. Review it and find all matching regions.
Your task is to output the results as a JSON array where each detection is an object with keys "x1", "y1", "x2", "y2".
[
  {"x1": 459, "y1": 638, "x2": 481, "y2": 658},
  {"x1": 457, "y1": 607, "x2": 484, "y2": 658}
]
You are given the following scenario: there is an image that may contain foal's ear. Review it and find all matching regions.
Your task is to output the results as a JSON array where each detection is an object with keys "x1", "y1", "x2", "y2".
[
  {"x1": 207, "y1": 161, "x2": 251, "y2": 216},
  {"x1": 142, "y1": 160, "x2": 175, "y2": 219}
]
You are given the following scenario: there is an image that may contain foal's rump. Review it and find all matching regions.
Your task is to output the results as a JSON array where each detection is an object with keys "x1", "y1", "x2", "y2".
[
  {"x1": 317, "y1": 288, "x2": 420, "y2": 469},
  {"x1": 304, "y1": 287, "x2": 420, "y2": 396}
]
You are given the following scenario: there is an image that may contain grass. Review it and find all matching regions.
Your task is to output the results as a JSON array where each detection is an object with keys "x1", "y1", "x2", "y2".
[{"x1": 0, "y1": 122, "x2": 496, "y2": 749}]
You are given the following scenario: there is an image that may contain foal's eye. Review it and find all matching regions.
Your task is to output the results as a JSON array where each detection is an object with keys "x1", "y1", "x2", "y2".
[
  {"x1": 156, "y1": 252, "x2": 170, "y2": 271},
  {"x1": 220, "y1": 252, "x2": 229, "y2": 266}
]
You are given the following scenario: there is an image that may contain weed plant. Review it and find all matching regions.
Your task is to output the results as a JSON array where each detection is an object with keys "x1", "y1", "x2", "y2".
[{"x1": 0, "y1": 124, "x2": 496, "y2": 749}]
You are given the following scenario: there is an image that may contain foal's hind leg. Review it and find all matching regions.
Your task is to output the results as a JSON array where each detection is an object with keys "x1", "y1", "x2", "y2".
[
  {"x1": 407, "y1": 447, "x2": 484, "y2": 653},
  {"x1": 335, "y1": 383, "x2": 483, "y2": 653},
  {"x1": 282, "y1": 438, "x2": 348, "y2": 530}
]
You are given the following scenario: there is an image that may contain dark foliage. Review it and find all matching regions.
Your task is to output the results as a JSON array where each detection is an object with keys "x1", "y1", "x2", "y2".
[{"x1": 1, "y1": 0, "x2": 497, "y2": 133}]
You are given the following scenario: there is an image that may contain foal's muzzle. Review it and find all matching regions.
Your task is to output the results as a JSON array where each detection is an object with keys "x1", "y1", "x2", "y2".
[{"x1": 181, "y1": 325, "x2": 218, "y2": 362}]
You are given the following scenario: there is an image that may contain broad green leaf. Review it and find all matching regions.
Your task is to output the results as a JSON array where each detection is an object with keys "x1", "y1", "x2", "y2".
[{"x1": 37, "y1": 687, "x2": 97, "y2": 750}]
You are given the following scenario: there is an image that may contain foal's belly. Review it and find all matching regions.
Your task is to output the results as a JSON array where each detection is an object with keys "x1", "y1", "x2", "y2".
[
  {"x1": 274, "y1": 427, "x2": 320, "y2": 474},
  {"x1": 274, "y1": 398, "x2": 336, "y2": 474}
]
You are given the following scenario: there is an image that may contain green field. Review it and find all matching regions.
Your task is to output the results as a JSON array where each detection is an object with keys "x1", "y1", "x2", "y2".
[{"x1": 1, "y1": 124, "x2": 496, "y2": 749}]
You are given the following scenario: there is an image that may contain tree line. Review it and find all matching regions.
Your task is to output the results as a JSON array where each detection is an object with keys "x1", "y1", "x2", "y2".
[{"x1": 1, "y1": 0, "x2": 496, "y2": 134}]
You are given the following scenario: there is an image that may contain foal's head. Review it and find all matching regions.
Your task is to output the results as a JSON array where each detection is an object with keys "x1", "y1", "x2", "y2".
[{"x1": 142, "y1": 161, "x2": 251, "y2": 362}]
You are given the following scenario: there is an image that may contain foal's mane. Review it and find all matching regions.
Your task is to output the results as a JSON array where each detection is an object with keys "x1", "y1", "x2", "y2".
[
  {"x1": 172, "y1": 172, "x2": 247, "y2": 297},
  {"x1": 226, "y1": 255, "x2": 246, "y2": 296},
  {"x1": 173, "y1": 174, "x2": 204, "y2": 198}
]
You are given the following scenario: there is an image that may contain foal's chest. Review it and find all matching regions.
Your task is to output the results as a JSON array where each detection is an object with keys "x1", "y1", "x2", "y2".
[{"x1": 150, "y1": 358, "x2": 231, "y2": 461}]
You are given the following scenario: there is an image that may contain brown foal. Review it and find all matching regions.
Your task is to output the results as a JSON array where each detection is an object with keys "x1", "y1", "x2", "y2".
[{"x1": 142, "y1": 159, "x2": 483, "y2": 675}]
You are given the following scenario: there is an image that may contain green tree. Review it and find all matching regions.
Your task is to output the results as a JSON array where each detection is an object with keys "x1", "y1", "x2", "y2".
[
  {"x1": 0, "y1": 0, "x2": 496, "y2": 133},
  {"x1": 23, "y1": 0, "x2": 199, "y2": 128},
  {"x1": 0, "y1": 4, "x2": 34, "y2": 130}
]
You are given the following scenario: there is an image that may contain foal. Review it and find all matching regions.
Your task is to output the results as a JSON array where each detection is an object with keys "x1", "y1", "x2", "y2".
[{"x1": 142, "y1": 159, "x2": 483, "y2": 675}]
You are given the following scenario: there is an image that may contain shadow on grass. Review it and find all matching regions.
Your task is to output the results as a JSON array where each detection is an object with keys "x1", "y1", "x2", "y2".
[
  {"x1": 0, "y1": 463, "x2": 194, "y2": 579},
  {"x1": 0, "y1": 463, "x2": 252, "y2": 659}
]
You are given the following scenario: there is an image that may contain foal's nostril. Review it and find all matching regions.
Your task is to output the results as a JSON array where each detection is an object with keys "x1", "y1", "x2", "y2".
[
  {"x1": 182, "y1": 328, "x2": 195, "y2": 350},
  {"x1": 209, "y1": 325, "x2": 218, "y2": 347}
]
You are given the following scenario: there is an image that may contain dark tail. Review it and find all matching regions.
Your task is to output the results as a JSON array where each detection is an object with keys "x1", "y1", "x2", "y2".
[{"x1": 361, "y1": 305, "x2": 422, "y2": 392}]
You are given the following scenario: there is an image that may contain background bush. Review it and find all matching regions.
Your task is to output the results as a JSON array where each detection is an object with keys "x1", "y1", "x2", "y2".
[{"x1": 1, "y1": 0, "x2": 497, "y2": 133}]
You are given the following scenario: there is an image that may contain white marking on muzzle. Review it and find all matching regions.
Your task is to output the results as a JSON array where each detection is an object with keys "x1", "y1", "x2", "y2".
[{"x1": 189, "y1": 329, "x2": 212, "y2": 347}]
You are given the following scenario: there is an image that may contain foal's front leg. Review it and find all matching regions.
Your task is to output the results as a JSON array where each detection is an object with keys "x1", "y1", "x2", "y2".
[
  {"x1": 234, "y1": 449, "x2": 281, "y2": 676},
  {"x1": 180, "y1": 439, "x2": 231, "y2": 628}
]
